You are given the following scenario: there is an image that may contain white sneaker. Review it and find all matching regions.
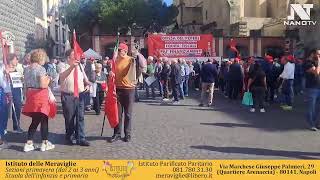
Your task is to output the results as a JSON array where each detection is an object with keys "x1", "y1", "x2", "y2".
[
  {"x1": 172, "y1": 101, "x2": 180, "y2": 105},
  {"x1": 260, "y1": 108, "x2": 266, "y2": 113},
  {"x1": 250, "y1": 108, "x2": 256, "y2": 113},
  {"x1": 24, "y1": 143, "x2": 35, "y2": 152},
  {"x1": 4, "y1": 130, "x2": 7, "y2": 135},
  {"x1": 40, "y1": 141, "x2": 55, "y2": 152}
]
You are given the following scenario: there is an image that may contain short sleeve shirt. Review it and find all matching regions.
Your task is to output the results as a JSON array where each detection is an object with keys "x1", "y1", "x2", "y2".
[
  {"x1": 24, "y1": 64, "x2": 47, "y2": 88},
  {"x1": 304, "y1": 60, "x2": 320, "y2": 89}
]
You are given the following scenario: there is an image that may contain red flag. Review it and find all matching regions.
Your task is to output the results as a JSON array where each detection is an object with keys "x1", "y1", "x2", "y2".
[
  {"x1": 73, "y1": 30, "x2": 83, "y2": 98},
  {"x1": 229, "y1": 38, "x2": 239, "y2": 55},
  {"x1": 104, "y1": 36, "x2": 119, "y2": 128}
]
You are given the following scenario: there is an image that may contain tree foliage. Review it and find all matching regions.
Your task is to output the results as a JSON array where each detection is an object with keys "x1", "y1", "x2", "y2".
[{"x1": 62, "y1": 0, "x2": 178, "y2": 34}]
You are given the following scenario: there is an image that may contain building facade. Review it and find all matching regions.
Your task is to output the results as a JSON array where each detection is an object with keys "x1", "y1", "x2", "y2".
[
  {"x1": 0, "y1": 0, "x2": 70, "y2": 60},
  {"x1": 0, "y1": 0, "x2": 36, "y2": 57},
  {"x1": 174, "y1": 0, "x2": 320, "y2": 51},
  {"x1": 35, "y1": 0, "x2": 71, "y2": 58}
]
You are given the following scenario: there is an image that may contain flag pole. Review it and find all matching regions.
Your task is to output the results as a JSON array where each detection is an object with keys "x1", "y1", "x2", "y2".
[
  {"x1": 101, "y1": 32, "x2": 120, "y2": 135},
  {"x1": 100, "y1": 114, "x2": 106, "y2": 136}
]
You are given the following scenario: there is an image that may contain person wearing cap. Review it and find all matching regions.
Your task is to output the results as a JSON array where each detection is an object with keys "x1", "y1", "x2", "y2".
[
  {"x1": 109, "y1": 43, "x2": 136, "y2": 143},
  {"x1": 279, "y1": 55, "x2": 295, "y2": 111},
  {"x1": 303, "y1": 49, "x2": 320, "y2": 131}
]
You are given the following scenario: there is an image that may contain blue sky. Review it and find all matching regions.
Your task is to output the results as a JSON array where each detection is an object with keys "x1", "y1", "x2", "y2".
[{"x1": 164, "y1": 0, "x2": 173, "y2": 5}]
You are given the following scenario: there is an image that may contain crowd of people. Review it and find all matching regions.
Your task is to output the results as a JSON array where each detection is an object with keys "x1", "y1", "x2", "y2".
[
  {"x1": 133, "y1": 48, "x2": 320, "y2": 131},
  {"x1": 1, "y1": 44, "x2": 320, "y2": 152}
]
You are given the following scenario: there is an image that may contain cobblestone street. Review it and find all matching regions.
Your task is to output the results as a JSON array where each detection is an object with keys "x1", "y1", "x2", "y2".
[{"x1": 1, "y1": 90, "x2": 320, "y2": 160}]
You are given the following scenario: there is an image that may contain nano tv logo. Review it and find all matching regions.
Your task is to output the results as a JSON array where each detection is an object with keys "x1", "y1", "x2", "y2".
[{"x1": 284, "y1": 4, "x2": 317, "y2": 26}]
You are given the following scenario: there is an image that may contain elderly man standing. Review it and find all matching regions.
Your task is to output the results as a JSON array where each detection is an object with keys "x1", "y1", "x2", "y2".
[
  {"x1": 59, "y1": 49, "x2": 91, "y2": 146},
  {"x1": 160, "y1": 57, "x2": 171, "y2": 100},
  {"x1": 145, "y1": 56, "x2": 156, "y2": 99},
  {"x1": 109, "y1": 43, "x2": 136, "y2": 143},
  {"x1": 170, "y1": 59, "x2": 182, "y2": 104}
]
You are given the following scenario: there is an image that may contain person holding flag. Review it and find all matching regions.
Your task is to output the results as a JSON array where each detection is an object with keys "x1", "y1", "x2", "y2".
[
  {"x1": 108, "y1": 42, "x2": 136, "y2": 143},
  {"x1": 59, "y1": 48, "x2": 91, "y2": 146}
]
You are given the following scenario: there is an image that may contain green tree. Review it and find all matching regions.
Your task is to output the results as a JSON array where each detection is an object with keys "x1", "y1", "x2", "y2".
[{"x1": 63, "y1": 0, "x2": 178, "y2": 35}]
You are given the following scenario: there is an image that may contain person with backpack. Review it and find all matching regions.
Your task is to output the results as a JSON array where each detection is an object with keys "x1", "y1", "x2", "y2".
[{"x1": 248, "y1": 63, "x2": 267, "y2": 113}]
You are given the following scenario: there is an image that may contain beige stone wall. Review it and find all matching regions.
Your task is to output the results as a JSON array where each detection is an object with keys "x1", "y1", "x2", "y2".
[
  {"x1": 263, "y1": 22, "x2": 286, "y2": 36},
  {"x1": 202, "y1": 0, "x2": 231, "y2": 32}
]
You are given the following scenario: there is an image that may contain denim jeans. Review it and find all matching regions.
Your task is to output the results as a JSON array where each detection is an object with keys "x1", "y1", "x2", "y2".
[
  {"x1": 294, "y1": 77, "x2": 303, "y2": 95},
  {"x1": 145, "y1": 81, "x2": 156, "y2": 98},
  {"x1": 306, "y1": 88, "x2": 320, "y2": 127},
  {"x1": 281, "y1": 79, "x2": 294, "y2": 106},
  {"x1": 0, "y1": 88, "x2": 9, "y2": 138},
  {"x1": 183, "y1": 75, "x2": 189, "y2": 96},
  {"x1": 179, "y1": 76, "x2": 185, "y2": 99},
  {"x1": 84, "y1": 91, "x2": 91, "y2": 108},
  {"x1": 157, "y1": 78, "x2": 163, "y2": 96},
  {"x1": 10, "y1": 88, "x2": 22, "y2": 130},
  {"x1": 61, "y1": 92, "x2": 86, "y2": 141}
]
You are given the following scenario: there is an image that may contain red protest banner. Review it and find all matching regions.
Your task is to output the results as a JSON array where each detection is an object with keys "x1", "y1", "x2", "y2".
[{"x1": 148, "y1": 34, "x2": 214, "y2": 58}]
